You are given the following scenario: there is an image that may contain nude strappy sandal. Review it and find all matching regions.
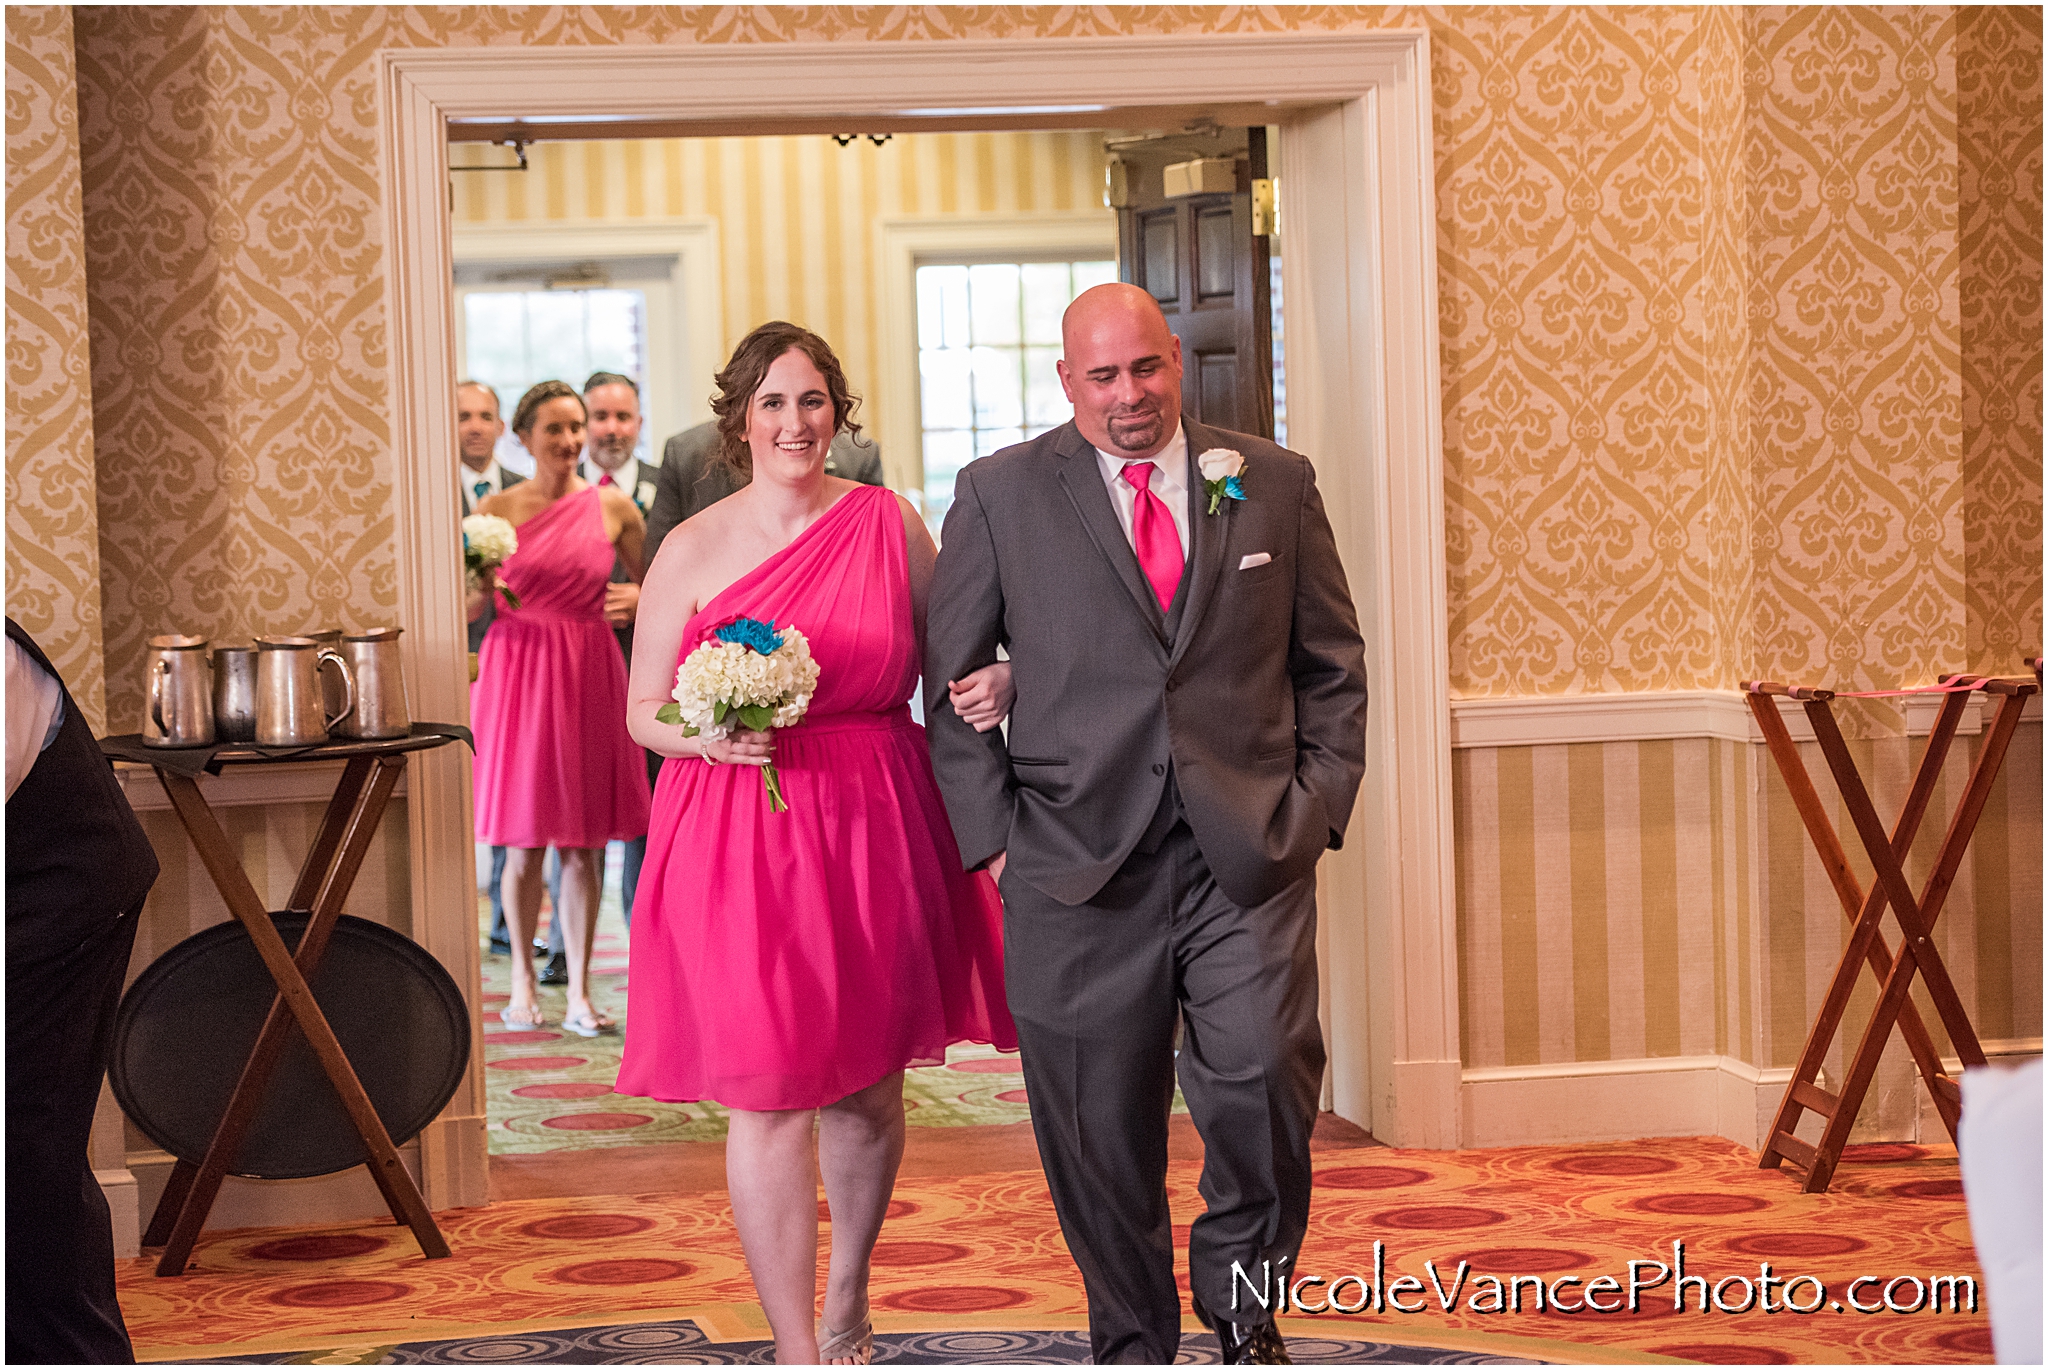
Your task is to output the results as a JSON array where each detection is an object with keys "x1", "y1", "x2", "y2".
[{"x1": 815, "y1": 1312, "x2": 873, "y2": 1365}]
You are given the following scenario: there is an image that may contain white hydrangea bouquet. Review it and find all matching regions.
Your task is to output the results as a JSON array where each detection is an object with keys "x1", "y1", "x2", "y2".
[
  {"x1": 461, "y1": 513, "x2": 521, "y2": 609},
  {"x1": 655, "y1": 616, "x2": 820, "y2": 813}
]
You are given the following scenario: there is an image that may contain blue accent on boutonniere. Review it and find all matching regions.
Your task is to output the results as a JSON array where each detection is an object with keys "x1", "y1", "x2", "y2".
[
  {"x1": 714, "y1": 617, "x2": 784, "y2": 655},
  {"x1": 1203, "y1": 473, "x2": 1249, "y2": 515}
]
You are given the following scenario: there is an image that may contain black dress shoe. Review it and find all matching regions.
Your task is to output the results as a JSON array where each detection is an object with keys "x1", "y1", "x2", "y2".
[
  {"x1": 1192, "y1": 1295, "x2": 1290, "y2": 1365},
  {"x1": 531, "y1": 939, "x2": 551, "y2": 957},
  {"x1": 537, "y1": 951, "x2": 568, "y2": 986}
]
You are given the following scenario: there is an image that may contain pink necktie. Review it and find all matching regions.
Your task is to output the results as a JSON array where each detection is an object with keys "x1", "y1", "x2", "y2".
[
  {"x1": 1120, "y1": 461, "x2": 1184, "y2": 612},
  {"x1": 597, "y1": 471, "x2": 615, "y2": 487}
]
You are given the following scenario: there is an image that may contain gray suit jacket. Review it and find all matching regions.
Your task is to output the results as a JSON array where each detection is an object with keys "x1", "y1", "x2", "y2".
[
  {"x1": 464, "y1": 466, "x2": 525, "y2": 654},
  {"x1": 923, "y1": 418, "x2": 1367, "y2": 910},
  {"x1": 644, "y1": 421, "x2": 885, "y2": 563}
]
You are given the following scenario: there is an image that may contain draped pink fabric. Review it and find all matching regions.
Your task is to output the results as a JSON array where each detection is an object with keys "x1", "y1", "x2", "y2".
[
  {"x1": 472, "y1": 487, "x2": 651, "y2": 849},
  {"x1": 617, "y1": 485, "x2": 1015, "y2": 1110}
]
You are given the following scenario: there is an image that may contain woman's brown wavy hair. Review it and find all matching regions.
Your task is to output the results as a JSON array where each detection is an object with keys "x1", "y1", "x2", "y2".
[{"x1": 710, "y1": 322, "x2": 866, "y2": 477}]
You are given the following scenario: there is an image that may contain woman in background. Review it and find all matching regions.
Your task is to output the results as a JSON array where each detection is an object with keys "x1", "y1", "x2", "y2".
[
  {"x1": 617, "y1": 322, "x2": 1014, "y2": 1364},
  {"x1": 470, "y1": 380, "x2": 650, "y2": 1036}
]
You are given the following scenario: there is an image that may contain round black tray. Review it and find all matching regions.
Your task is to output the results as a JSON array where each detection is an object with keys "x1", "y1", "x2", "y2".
[{"x1": 109, "y1": 912, "x2": 471, "y2": 1180}]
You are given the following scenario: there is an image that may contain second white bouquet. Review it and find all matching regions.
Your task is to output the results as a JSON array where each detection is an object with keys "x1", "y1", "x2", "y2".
[
  {"x1": 462, "y1": 513, "x2": 521, "y2": 609},
  {"x1": 655, "y1": 616, "x2": 820, "y2": 813}
]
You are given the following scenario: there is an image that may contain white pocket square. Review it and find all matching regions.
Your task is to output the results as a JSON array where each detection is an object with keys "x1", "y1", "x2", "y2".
[{"x1": 1238, "y1": 552, "x2": 1273, "y2": 570}]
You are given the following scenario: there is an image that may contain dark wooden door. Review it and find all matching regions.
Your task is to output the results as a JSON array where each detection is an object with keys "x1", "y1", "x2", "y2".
[{"x1": 1115, "y1": 128, "x2": 1273, "y2": 439}]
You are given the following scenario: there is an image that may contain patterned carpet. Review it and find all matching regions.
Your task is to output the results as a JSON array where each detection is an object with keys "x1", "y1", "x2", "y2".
[
  {"x1": 123, "y1": 1137, "x2": 1989, "y2": 1365},
  {"x1": 199, "y1": 1318, "x2": 1533, "y2": 1364},
  {"x1": 479, "y1": 851, "x2": 1183, "y2": 1153}
]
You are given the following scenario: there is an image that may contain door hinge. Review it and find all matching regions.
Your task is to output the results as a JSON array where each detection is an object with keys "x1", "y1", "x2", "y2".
[{"x1": 1252, "y1": 177, "x2": 1279, "y2": 238}]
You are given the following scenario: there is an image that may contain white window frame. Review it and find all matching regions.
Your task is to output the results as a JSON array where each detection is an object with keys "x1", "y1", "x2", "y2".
[
  {"x1": 876, "y1": 213, "x2": 1117, "y2": 516},
  {"x1": 449, "y1": 219, "x2": 724, "y2": 464}
]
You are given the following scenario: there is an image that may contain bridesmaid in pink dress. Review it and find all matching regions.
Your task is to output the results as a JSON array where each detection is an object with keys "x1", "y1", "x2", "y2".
[
  {"x1": 470, "y1": 380, "x2": 651, "y2": 1037},
  {"x1": 619, "y1": 324, "x2": 1016, "y2": 1365}
]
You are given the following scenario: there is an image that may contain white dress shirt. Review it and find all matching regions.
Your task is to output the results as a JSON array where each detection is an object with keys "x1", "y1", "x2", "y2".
[
  {"x1": 6, "y1": 639, "x2": 63, "y2": 800},
  {"x1": 461, "y1": 459, "x2": 509, "y2": 515},
  {"x1": 1093, "y1": 421, "x2": 1190, "y2": 559}
]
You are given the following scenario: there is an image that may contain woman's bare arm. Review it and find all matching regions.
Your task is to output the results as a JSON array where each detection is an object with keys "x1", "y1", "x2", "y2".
[{"x1": 625, "y1": 520, "x2": 771, "y2": 765}]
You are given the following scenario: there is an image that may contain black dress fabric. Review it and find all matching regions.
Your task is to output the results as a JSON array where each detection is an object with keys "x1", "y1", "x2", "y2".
[{"x1": 6, "y1": 617, "x2": 160, "y2": 1365}]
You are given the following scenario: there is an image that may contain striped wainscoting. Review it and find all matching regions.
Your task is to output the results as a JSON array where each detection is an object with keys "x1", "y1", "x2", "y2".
[{"x1": 1452, "y1": 709, "x2": 2041, "y2": 1148}]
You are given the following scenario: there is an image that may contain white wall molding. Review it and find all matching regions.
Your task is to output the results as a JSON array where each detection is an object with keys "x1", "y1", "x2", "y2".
[
  {"x1": 113, "y1": 760, "x2": 407, "y2": 812},
  {"x1": 1448, "y1": 688, "x2": 2039, "y2": 750},
  {"x1": 874, "y1": 212, "x2": 1116, "y2": 500},
  {"x1": 1449, "y1": 690, "x2": 1753, "y2": 749},
  {"x1": 1463, "y1": 1042, "x2": 2043, "y2": 1150}
]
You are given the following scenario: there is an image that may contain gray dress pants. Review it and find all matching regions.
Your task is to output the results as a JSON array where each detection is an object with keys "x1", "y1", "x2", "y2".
[{"x1": 999, "y1": 822, "x2": 1324, "y2": 1364}]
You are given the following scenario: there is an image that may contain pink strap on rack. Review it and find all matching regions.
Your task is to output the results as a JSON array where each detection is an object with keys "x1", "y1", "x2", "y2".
[{"x1": 1828, "y1": 675, "x2": 1993, "y2": 699}]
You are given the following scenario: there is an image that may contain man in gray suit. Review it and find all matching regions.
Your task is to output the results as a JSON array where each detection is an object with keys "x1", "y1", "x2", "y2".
[
  {"x1": 924, "y1": 284, "x2": 1368, "y2": 1365},
  {"x1": 643, "y1": 419, "x2": 884, "y2": 562}
]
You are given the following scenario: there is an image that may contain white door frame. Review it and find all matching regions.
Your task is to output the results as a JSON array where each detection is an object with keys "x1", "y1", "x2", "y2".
[{"x1": 378, "y1": 33, "x2": 1457, "y2": 1204}]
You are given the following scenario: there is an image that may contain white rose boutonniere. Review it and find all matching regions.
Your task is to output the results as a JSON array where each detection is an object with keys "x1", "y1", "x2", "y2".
[{"x1": 1198, "y1": 448, "x2": 1247, "y2": 515}]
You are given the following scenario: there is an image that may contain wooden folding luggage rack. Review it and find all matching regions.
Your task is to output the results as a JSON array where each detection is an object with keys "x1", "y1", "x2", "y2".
[{"x1": 1741, "y1": 670, "x2": 2038, "y2": 1193}]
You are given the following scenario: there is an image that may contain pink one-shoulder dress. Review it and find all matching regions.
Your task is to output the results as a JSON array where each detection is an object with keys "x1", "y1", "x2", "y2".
[
  {"x1": 616, "y1": 485, "x2": 1015, "y2": 1110},
  {"x1": 472, "y1": 486, "x2": 651, "y2": 849}
]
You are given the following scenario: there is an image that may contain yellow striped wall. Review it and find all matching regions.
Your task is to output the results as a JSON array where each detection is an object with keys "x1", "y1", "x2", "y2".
[
  {"x1": 1456, "y1": 724, "x2": 2041, "y2": 1094},
  {"x1": 452, "y1": 131, "x2": 1111, "y2": 466}
]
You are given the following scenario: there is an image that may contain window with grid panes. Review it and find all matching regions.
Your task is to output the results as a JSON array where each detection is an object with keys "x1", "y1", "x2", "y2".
[
  {"x1": 916, "y1": 259, "x2": 1117, "y2": 529},
  {"x1": 457, "y1": 285, "x2": 651, "y2": 473}
]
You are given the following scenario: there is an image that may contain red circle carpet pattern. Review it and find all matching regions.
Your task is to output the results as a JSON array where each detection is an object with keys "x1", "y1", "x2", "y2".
[{"x1": 123, "y1": 1137, "x2": 1986, "y2": 1365}]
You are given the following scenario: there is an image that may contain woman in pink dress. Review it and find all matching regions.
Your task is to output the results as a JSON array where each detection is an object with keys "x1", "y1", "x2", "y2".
[
  {"x1": 470, "y1": 380, "x2": 651, "y2": 1037},
  {"x1": 618, "y1": 323, "x2": 1016, "y2": 1364}
]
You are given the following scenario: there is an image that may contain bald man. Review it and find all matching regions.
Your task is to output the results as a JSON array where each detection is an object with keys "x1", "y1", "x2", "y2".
[{"x1": 924, "y1": 284, "x2": 1368, "y2": 1364}]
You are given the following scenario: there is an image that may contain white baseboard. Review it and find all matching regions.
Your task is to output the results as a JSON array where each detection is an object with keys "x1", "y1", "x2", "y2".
[
  {"x1": 96, "y1": 1167, "x2": 140, "y2": 1259},
  {"x1": 1915, "y1": 1041, "x2": 2045, "y2": 1142},
  {"x1": 1461, "y1": 1054, "x2": 1784, "y2": 1148},
  {"x1": 128, "y1": 1141, "x2": 425, "y2": 1236},
  {"x1": 1460, "y1": 1043, "x2": 2043, "y2": 1150},
  {"x1": 1448, "y1": 688, "x2": 2038, "y2": 750}
]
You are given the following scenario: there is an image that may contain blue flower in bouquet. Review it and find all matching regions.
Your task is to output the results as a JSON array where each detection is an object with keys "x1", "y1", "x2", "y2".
[{"x1": 714, "y1": 617, "x2": 784, "y2": 655}]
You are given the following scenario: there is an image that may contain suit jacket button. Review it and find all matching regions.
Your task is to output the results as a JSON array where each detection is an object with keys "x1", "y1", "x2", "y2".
[
  {"x1": 1152, "y1": 763, "x2": 1166, "y2": 776},
  {"x1": 1165, "y1": 679, "x2": 1178, "y2": 692}
]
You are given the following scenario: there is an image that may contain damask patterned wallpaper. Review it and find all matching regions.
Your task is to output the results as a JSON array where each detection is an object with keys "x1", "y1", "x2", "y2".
[
  {"x1": 1958, "y1": 5, "x2": 2044, "y2": 677},
  {"x1": 1745, "y1": 8, "x2": 1965, "y2": 695},
  {"x1": 15, "y1": 6, "x2": 2042, "y2": 726},
  {"x1": 5, "y1": 6, "x2": 106, "y2": 727}
]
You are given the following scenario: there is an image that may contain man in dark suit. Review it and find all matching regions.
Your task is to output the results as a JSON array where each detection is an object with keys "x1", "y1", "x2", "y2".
[
  {"x1": 8, "y1": 618, "x2": 160, "y2": 1363},
  {"x1": 643, "y1": 419, "x2": 884, "y2": 562},
  {"x1": 458, "y1": 380, "x2": 523, "y2": 655},
  {"x1": 460, "y1": 379, "x2": 524, "y2": 955},
  {"x1": 924, "y1": 284, "x2": 1368, "y2": 1365}
]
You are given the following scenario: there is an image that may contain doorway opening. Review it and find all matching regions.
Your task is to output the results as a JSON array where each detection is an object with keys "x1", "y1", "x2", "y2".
[
  {"x1": 452, "y1": 124, "x2": 1288, "y2": 1159},
  {"x1": 380, "y1": 31, "x2": 1451, "y2": 1210}
]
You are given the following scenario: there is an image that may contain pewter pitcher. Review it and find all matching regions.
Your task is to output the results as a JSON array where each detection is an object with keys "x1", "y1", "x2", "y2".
[
  {"x1": 309, "y1": 628, "x2": 350, "y2": 721},
  {"x1": 334, "y1": 627, "x2": 410, "y2": 740},
  {"x1": 143, "y1": 635, "x2": 215, "y2": 748},
  {"x1": 254, "y1": 636, "x2": 354, "y2": 746},
  {"x1": 212, "y1": 646, "x2": 259, "y2": 742}
]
